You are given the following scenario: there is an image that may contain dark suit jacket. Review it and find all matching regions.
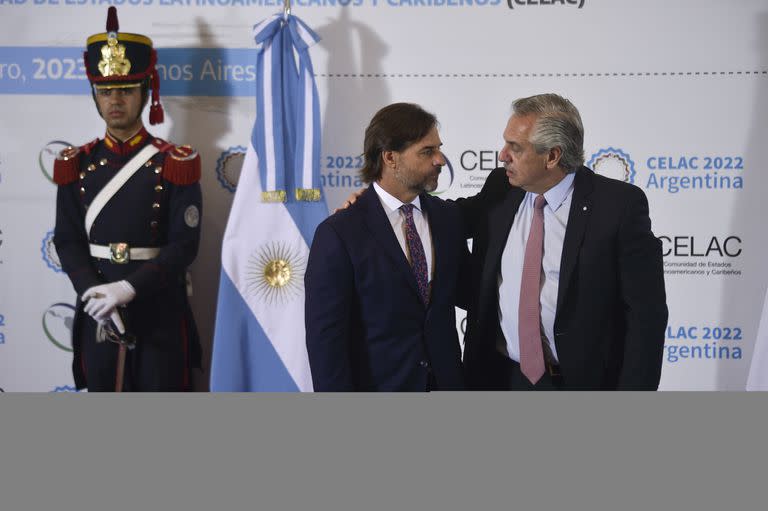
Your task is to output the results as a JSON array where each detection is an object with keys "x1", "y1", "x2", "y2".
[
  {"x1": 458, "y1": 167, "x2": 668, "y2": 390},
  {"x1": 305, "y1": 185, "x2": 467, "y2": 391}
]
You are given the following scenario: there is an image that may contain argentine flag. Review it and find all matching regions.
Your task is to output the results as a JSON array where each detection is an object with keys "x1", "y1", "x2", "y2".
[{"x1": 210, "y1": 14, "x2": 326, "y2": 391}]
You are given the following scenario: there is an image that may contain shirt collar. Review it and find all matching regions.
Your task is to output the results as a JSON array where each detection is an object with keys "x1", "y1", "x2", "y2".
[
  {"x1": 540, "y1": 172, "x2": 575, "y2": 213},
  {"x1": 373, "y1": 182, "x2": 423, "y2": 214},
  {"x1": 103, "y1": 126, "x2": 149, "y2": 157}
]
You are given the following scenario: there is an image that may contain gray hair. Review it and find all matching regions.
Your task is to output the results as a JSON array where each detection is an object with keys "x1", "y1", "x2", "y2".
[{"x1": 512, "y1": 93, "x2": 584, "y2": 172}]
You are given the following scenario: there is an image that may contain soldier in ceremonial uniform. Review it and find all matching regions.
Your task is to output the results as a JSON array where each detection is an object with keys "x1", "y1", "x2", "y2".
[{"x1": 53, "y1": 7, "x2": 202, "y2": 391}]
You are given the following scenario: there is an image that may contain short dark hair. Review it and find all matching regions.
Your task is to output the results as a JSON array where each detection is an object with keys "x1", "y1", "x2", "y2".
[{"x1": 360, "y1": 103, "x2": 437, "y2": 184}]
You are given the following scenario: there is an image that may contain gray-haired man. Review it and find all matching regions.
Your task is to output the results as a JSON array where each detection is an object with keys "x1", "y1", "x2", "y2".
[{"x1": 458, "y1": 93, "x2": 668, "y2": 390}]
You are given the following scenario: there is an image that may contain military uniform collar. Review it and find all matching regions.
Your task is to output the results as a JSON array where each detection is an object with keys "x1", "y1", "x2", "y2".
[{"x1": 103, "y1": 127, "x2": 150, "y2": 156}]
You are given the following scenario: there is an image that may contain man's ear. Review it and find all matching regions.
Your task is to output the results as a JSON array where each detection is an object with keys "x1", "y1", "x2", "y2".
[
  {"x1": 546, "y1": 146, "x2": 563, "y2": 170},
  {"x1": 382, "y1": 150, "x2": 398, "y2": 170}
]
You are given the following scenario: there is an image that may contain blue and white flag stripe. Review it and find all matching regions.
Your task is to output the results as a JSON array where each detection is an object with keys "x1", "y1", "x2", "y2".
[
  {"x1": 253, "y1": 14, "x2": 321, "y2": 197},
  {"x1": 211, "y1": 144, "x2": 315, "y2": 391},
  {"x1": 210, "y1": 14, "x2": 326, "y2": 392}
]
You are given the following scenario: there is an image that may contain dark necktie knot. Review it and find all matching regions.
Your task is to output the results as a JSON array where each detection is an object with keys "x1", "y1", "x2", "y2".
[{"x1": 534, "y1": 195, "x2": 547, "y2": 210}]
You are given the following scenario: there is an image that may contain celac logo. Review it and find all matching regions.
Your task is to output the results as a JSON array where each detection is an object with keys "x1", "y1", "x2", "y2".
[
  {"x1": 588, "y1": 147, "x2": 636, "y2": 184},
  {"x1": 41, "y1": 230, "x2": 63, "y2": 273},
  {"x1": 508, "y1": 0, "x2": 585, "y2": 9},
  {"x1": 43, "y1": 303, "x2": 75, "y2": 352},
  {"x1": 216, "y1": 146, "x2": 246, "y2": 193},
  {"x1": 39, "y1": 140, "x2": 74, "y2": 184},
  {"x1": 51, "y1": 385, "x2": 80, "y2": 393},
  {"x1": 430, "y1": 156, "x2": 455, "y2": 196}
]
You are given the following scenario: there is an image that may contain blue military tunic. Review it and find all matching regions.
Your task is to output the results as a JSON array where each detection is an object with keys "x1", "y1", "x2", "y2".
[{"x1": 53, "y1": 127, "x2": 202, "y2": 391}]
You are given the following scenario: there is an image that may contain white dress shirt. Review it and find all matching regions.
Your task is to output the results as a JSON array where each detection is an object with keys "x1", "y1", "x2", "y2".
[
  {"x1": 373, "y1": 182, "x2": 434, "y2": 282},
  {"x1": 497, "y1": 173, "x2": 575, "y2": 363}
]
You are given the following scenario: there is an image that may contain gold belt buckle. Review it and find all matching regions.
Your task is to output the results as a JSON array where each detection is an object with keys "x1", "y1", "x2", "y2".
[{"x1": 109, "y1": 242, "x2": 130, "y2": 264}]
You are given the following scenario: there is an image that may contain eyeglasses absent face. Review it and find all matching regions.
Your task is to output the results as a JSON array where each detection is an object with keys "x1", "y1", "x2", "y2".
[{"x1": 94, "y1": 87, "x2": 141, "y2": 98}]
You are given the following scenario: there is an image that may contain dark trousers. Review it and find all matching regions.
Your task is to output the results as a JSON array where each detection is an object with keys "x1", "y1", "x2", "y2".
[{"x1": 489, "y1": 324, "x2": 564, "y2": 390}]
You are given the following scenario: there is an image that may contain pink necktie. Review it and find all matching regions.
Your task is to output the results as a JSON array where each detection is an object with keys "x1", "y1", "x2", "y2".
[{"x1": 518, "y1": 195, "x2": 547, "y2": 384}]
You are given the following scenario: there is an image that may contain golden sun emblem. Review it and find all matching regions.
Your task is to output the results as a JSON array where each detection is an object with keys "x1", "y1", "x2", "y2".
[{"x1": 246, "y1": 242, "x2": 306, "y2": 304}]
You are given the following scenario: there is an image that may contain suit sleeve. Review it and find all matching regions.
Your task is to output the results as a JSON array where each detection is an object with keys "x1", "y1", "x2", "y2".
[
  {"x1": 453, "y1": 167, "x2": 507, "y2": 239},
  {"x1": 454, "y1": 208, "x2": 472, "y2": 311},
  {"x1": 53, "y1": 184, "x2": 102, "y2": 296},
  {"x1": 124, "y1": 181, "x2": 202, "y2": 296},
  {"x1": 617, "y1": 187, "x2": 668, "y2": 390},
  {"x1": 304, "y1": 221, "x2": 355, "y2": 391}
]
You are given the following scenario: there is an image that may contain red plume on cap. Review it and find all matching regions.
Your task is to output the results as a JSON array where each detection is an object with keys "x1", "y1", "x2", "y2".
[{"x1": 106, "y1": 6, "x2": 119, "y2": 32}]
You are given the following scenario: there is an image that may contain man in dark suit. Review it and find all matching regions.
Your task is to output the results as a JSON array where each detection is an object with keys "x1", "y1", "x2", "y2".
[
  {"x1": 460, "y1": 93, "x2": 668, "y2": 390},
  {"x1": 305, "y1": 103, "x2": 467, "y2": 391}
]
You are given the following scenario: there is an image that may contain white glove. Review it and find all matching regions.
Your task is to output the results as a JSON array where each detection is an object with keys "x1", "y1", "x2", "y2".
[
  {"x1": 109, "y1": 311, "x2": 126, "y2": 334},
  {"x1": 82, "y1": 281, "x2": 136, "y2": 322}
]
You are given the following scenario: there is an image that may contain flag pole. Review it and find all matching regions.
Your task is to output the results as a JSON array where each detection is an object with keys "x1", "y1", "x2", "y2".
[{"x1": 284, "y1": 0, "x2": 291, "y2": 17}]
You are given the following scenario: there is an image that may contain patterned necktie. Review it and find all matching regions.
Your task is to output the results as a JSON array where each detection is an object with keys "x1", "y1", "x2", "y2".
[
  {"x1": 518, "y1": 195, "x2": 547, "y2": 384},
  {"x1": 401, "y1": 204, "x2": 430, "y2": 305}
]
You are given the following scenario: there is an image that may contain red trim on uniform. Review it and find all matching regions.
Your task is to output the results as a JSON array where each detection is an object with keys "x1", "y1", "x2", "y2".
[
  {"x1": 53, "y1": 156, "x2": 79, "y2": 185},
  {"x1": 162, "y1": 152, "x2": 201, "y2": 185},
  {"x1": 151, "y1": 138, "x2": 174, "y2": 152},
  {"x1": 82, "y1": 139, "x2": 99, "y2": 155},
  {"x1": 180, "y1": 317, "x2": 190, "y2": 391},
  {"x1": 104, "y1": 128, "x2": 149, "y2": 157},
  {"x1": 81, "y1": 349, "x2": 88, "y2": 385}
]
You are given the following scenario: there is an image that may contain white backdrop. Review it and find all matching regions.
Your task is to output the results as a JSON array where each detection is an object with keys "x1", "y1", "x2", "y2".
[{"x1": 1, "y1": 0, "x2": 766, "y2": 391}]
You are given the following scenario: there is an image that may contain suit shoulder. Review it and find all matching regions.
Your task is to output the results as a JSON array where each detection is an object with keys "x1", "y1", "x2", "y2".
[
  {"x1": 322, "y1": 201, "x2": 365, "y2": 231},
  {"x1": 589, "y1": 169, "x2": 647, "y2": 198},
  {"x1": 52, "y1": 139, "x2": 99, "y2": 185},
  {"x1": 423, "y1": 193, "x2": 461, "y2": 217},
  {"x1": 152, "y1": 139, "x2": 201, "y2": 185}
]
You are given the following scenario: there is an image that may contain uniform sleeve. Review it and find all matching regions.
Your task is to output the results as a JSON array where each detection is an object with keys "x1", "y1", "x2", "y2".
[{"x1": 53, "y1": 183, "x2": 102, "y2": 296}]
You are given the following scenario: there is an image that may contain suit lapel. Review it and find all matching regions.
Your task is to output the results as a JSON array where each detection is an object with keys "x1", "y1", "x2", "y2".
[
  {"x1": 360, "y1": 185, "x2": 424, "y2": 305},
  {"x1": 480, "y1": 187, "x2": 525, "y2": 308},
  {"x1": 556, "y1": 167, "x2": 594, "y2": 314}
]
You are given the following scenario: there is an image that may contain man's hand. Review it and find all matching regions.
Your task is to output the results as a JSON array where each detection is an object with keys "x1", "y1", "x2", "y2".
[
  {"x1": 333, "y1": 188, "x2": 365, "y2": 214},
  {"x1": 82, "y1": 281, "x2": 136, "y2": 322}
]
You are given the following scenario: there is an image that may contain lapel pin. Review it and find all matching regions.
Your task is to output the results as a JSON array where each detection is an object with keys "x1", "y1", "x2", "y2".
[{"x1": 582, "y1": 205, "x2": 588, "y2": 211}]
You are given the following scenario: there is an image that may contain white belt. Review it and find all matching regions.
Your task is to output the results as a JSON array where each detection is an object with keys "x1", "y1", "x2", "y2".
[{"x1": 89, "y1": 243, "x2": 161, "y2": 264}]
